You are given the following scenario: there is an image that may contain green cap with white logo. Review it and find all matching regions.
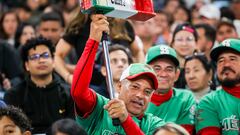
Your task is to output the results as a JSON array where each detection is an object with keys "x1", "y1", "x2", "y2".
[
  {"x1": 145, "y1": 45, "x2": 179, "y2": 67},
  {"x1": 120, "y1": 63, "x2": 158, "y2": 90},
  {"x1": 210, "y1": 38, "x2": 240, "y2": 62}
]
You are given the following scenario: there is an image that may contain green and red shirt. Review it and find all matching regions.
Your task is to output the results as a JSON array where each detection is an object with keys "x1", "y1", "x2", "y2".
[{"x1": 146, "y1": 88, "x2": 196, "y2": 134}]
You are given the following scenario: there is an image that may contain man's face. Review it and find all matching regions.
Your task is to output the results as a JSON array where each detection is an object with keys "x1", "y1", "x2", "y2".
[
  {"x1": 196, "y1": 28, "x2": 211, "y2": 52},
  {"x1": 118, "y1": 76, "x2": 154, "y2": 117},
  {"x1": 216, "y1": 24, "x2": 238, "y2": 43},
  {"x1": 25, "y1": 45, "x2": 54, "y2": 78},
  {"x1": 109, "y1": 50, "x2": 129, "y2": 82},
  {"x1": 217, "y1": 51, "x2": 240, "y2": 87},
  {"x1": 0, "y1": 116, "x2": 23, "y2": 135},
  {"x1": 149, "y1": 58, "x2": 179, "y2": 92},
  {"x1": 38, "y1": 21, "x2": 63, "y2": 45}
]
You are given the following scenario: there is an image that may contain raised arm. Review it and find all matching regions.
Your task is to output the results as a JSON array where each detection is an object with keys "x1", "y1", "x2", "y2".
[{"x1": 71, "y1": 14, "x2": 109, "y2": 117}]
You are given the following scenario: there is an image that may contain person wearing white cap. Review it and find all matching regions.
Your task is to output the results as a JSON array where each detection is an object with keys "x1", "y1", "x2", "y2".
[{"x1": 199, "y1": 4, "x2": 220, "y2": 27}]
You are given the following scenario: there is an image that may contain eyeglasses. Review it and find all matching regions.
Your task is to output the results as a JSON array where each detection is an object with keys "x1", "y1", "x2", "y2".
[
  {"x1": 174, "y1": 36, "x2": 195, "y2": 43},
  {"x1": 28, "y1": 52, "x2": 51, "y2": 61}
]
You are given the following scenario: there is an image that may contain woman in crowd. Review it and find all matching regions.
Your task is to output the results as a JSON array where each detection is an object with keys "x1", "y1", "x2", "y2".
[
  {"x1": 184, "y1": 53, "x2": 214, "y2": 103},
  {"x1": 0, "y1": 10, "x2": 20, "y2": 46}
]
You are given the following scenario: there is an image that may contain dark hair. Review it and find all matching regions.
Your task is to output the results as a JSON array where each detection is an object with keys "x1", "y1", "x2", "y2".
[
  {"x1": 14, "y1": 22, "x2": 35, "y2": 49},
  {"x1": 184, "y1": 53, "x2": 216, "y2": 90},
  {"x1": 195, "y1": 23, "x2": 216, "y2": 45},
  {"x1": 51, "y1": 119, "x2": 87, "y2": 135},
  {"x1": 40, "y1": 12, "x2": 65, "y2": 27},
  {"x1": 155, "y1": 9, "x2": 172, "y2": 25},
  {"x1": 184, "y1": 53, "x2": 211, "y2": 74},
  {"x1": 171, "y1": 23, "x2": 198, "y2": 45},
  {"x1": 164, "y1": 0, "x2": 185, "y2": 7},
  {"x1": 21, "y1": 36, "x2": 55, "y2": 63},
  {"x1": 175, "y1": 5, "x2": 191, "y2": 23},
  {"x1": 0, "y1": 10, "x2": 20, "y2": 39},
  {"x1": 0, "y1": 106, "x2": 31, "y2": 133},
  {"x1": 101, "y1": 44, "x2": 133, "y2": 67}
]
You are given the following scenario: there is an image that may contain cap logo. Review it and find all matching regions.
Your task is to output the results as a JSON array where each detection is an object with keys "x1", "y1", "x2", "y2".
[
  {"x1": 222, "y1": 39, "x2": 231, "y2": 47},
  {"x1": 160, "y1": 46, "x2": 170, "y2": 54}
]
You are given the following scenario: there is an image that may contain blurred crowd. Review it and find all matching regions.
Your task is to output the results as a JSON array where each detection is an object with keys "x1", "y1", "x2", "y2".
[{"x1": 0, "y1": 0, "x2": 239, "y2": 135}]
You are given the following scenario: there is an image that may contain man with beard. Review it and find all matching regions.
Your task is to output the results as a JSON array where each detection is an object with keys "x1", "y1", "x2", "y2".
[
  {"x1": 4, "y1": 36, "x2": 74, "y2": 134},
  {"x1": 196, "y1": 38, "x2": 240, "y2": 135}
]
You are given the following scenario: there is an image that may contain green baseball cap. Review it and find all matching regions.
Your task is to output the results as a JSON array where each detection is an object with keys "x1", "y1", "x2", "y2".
[
  {"x1": 120, "y1": 63, "x2": 158, "y2": 90},
  {"x1": 210, "y1": 38, "x2": 240, "y2": 62},
  {"x1": 145, "y1": 45, "x2": 179, "y2": 67}
]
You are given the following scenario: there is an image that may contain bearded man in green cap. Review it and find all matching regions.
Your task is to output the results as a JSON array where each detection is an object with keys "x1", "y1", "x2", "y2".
[{"x1": 196, "y1": 38, "x2": 240, "y2": 135}]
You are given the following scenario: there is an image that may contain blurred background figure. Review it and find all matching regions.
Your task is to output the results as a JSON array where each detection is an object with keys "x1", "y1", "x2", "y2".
[
  {"x1": 51, "y1": 118, "x2": 87, "y2": 135},
  {"x1": 184, "y1": 53, "x2": 214, "y2": 103},
  {"x1": 153, "y1": 123, "x2": 190, "y2": 135},
  {"x1": 194, "y1": 23, "x2": 216, "y2": 61},
  {"x1": 198, "y1": 4, "x2": 220, "y2": 27},
  {"x1": 0, "y1": 106, "x2": 32, "y2": 135},
  {"x1": 216, "y1": 19, "x2": 239, "y2": 43},
  {"x1": 0, "y1": 10, "x2": 19, "y2": 46},
  {"x1": 14, "y1": 22, "x2": 36, "y2": 50}
]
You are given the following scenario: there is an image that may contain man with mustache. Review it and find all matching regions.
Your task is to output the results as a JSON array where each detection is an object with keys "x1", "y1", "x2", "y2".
[
  {"x1": 196, "y1": 38, "x2": 240, "y2": 135},
  {"x1": 71, "y1": 14, "x2": 165, "y2": 135},
  {"x1": 145, "y1": 45, "x2": 196, "y2": 134}
]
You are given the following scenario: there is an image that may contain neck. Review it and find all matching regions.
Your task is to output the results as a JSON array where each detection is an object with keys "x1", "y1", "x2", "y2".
[
  {"x1": 142, "y1": 38, "x2": 154, "y2": 54},
  {"x1": 193, "y1": 87, "x2": 210, "y2": 102},
  {"x1": 31, "y1": 74, "x2": 53, "y2": 88},
  {"x1": 155, "y1": 88, "x2": 170, "y2": 95}
]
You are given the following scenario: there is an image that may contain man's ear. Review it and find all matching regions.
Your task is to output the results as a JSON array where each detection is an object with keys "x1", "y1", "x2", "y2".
[
  {"x1": 174, "y1": 68, "x2": 181, "y2": 82},
  {"x1": 116, "y1": 81, "x2": 122, "y2": 93},
  {"x1": 101, "y1": 66, "x2": 106, "y2": 77},
  {"x1": 23, "y1": 131, "x2": 31, "y2": 135}
]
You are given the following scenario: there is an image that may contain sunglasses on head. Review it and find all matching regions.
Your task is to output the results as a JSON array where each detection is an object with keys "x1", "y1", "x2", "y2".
[
  {"x1": 28, "y1": 52, "x2": 51, "y2": 61},
  {"x1": 185, "y1": 52, "x2": 205, "y2": 60}
]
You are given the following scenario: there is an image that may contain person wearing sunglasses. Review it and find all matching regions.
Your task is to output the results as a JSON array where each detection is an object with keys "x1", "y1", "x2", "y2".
[
  {"x1": 4, "y1": 36, "x2": 74, "y2": 134},
  {"x1": 196, "y1": 38, "x2": 240, "y2": 135},
  {"x1": 145, "y1": 45, "x2": 195, "y2": 135},
  {"x1": 184, "y1": 53, "x2": 213, "y2": 103}
]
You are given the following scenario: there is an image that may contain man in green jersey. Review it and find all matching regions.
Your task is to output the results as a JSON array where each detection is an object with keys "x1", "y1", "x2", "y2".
[
  {"x1": 145, "y1": 45, "x2": 196, "y2": 134},
  {"x1": 196, "y1": 38, "x2": 240, "y2": 135},
  {"x1": 71, "y1": 14, "x2": 165, "y2": 135}
]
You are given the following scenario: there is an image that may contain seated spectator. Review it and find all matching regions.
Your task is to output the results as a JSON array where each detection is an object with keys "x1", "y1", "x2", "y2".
[
  {"x1": 51, "y1": 119, "x2": 87, "y2": 135},
  {"x1": 0, "y1": 106, "x2": 32, "y2": 135},
  {"x1": 216, "y1": 18, "x2": 239, "y2": 43},
  {"x1": 184, "y1": 53, "x2": 213, "y2": 103},
  {"x1": 94, "y1": 44, "x2": 133, "y2": 98},
  {"x1": 4, "y1": 36, "x2": 74, "y2": 134}
]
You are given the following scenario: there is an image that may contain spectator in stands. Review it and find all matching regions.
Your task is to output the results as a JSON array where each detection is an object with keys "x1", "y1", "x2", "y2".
[
  {"x1": 0, "y1": 10, "x2": 19, "y2": 46},
  {"x1": 38, "y1": 12, "x2": 64, "y2": 45},
  {"x1": 153, "y1": 123, "x2": 190, "y2": 135},
  {"x1": 0, "y1": 106, "x2": 32, "y2": 135},
  {"x1": 184, "y1": 53, "x2": 213, "y2": 103},
  {"x1": 4, "y1": 36, "x2": 74, "y2": 134}
]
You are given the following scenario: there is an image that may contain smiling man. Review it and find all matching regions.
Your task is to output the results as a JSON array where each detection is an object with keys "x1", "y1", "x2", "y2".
[
  {"x1": 71, "y1": 14, "x2": 165, "y2": 135},
  {"x1": 145, "y1": 45, "x2": 196, "y2": 135},
  {"x1": 196, "y1": 38, "x2": 240, "y2": 135}
]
